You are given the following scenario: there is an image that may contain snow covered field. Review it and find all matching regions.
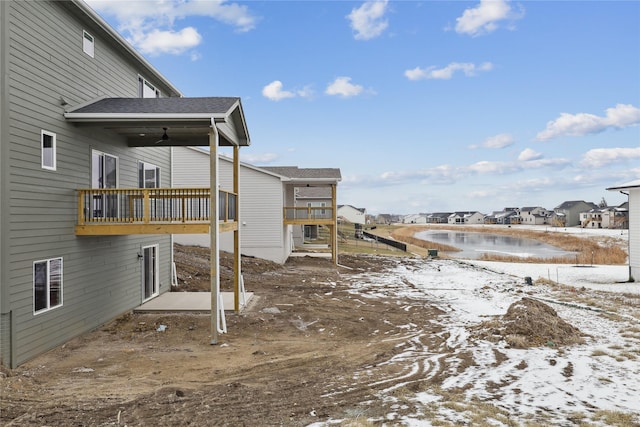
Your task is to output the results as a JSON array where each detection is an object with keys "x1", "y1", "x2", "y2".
[{"x1": 315, "y1": 226, "x2": 640, "y2": 426}]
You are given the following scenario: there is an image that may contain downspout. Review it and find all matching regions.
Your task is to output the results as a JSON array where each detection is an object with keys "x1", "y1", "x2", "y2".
[{"x1": 209, "y1": 122, "x2": 221, "y2": 344}]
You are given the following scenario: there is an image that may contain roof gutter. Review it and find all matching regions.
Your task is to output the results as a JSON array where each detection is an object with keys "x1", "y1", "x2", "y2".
[{"x1": 64, "y1": 112, "x2": 228, "y2": 122}]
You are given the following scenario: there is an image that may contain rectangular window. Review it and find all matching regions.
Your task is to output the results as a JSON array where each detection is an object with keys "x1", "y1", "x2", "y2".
[
  {"x1": 34, "y1": 258, "x2": 63, "y2": 314},
  {"x1": 138, "y1": 161, "x2": 160, "y2": 188},
  {"x1": 138, "y1": 76, "x2": 160, "y2": 98},
  {"x1": 83, "y1": 30, "x2": 94, "y2": 57},
  {"x1": 41, "y1": 130, "x2": 56, "y2": 170}
]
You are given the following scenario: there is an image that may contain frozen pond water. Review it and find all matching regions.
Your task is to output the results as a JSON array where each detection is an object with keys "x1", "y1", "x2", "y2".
[{"x1": 415, "y1": 230, "x2": 576, "y2": 260}]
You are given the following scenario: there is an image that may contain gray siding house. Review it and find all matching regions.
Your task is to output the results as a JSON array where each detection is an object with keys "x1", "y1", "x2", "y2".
[
  {"x1": 172, "y1": 150, "x2": 342, "y2": 264},
  {"x1": 0, "y1": 1, "x2": 249, "y2": 367},
  {"x1": 173, "y1": 147, "x2": 293, "y2": 264},
  {"x1": 552, "y1": 200, "x2": 598, "y2": 227}
]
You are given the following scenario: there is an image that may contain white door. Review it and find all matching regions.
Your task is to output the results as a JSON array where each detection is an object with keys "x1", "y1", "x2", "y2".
[
  {"x1": 142, "y1": 245, "x2": 159, "y2": 301},
  {"x1": 91, "y1": 150, "x2": 118, "y2": 218}
]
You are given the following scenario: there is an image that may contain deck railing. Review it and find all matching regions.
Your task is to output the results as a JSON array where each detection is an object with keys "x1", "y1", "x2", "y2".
[
  {"x1": 283, "y1": 206, "x2": 334, "y2": 221},
  {"x1": 77, "y1": 188, "x2": 237, "y2": 225}
]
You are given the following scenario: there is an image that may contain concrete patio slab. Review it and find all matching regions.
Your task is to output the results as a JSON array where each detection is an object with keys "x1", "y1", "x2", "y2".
[{"x1": 135, "y1": 291, "x2": 253, "y2": 313}]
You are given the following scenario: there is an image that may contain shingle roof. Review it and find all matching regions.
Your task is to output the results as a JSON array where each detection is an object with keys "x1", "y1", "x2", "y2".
[
  {"x1": 262, "y1": 166, "x2": 342, "y2": 181},
  {"x1": 68, "y1": 97, "x2": 240, "y2": 115}
]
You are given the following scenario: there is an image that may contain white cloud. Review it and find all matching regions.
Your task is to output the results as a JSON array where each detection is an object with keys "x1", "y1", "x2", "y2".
[
  {"x1": 405, "y1": 62, "x2": 493, "y2": 81},
  {"x1": 135, "y1": 27, "x2": 202, "y2": 55},
  {"x1": 86, "y1": 0, "x2": 257, "y2": 56},
  {"x1": 483, "y1": 133, "x2": 514, "y2": 149},
  {"x1": 536, "y1": 104, "x2": 640, "y2": 141},
  {"x1": 455, "y1": 0, "x2": 524, "y2": 37},
  {"x1": 261, "y1": 81, "x2": 314, "y2": 101},
  {"x1": 518, "y1": 148, "x2": 542, "y2": 161},
  {"x1": 581, "y1": 147, "x2": 640, "y2": 168},
  {"x1": 325, "y1": 77, "x2": 364, "y2": 98},
  {"x1": 262, "y1": 81, "x2": 295, "y2": 101},
  {"x1": 347, "y1": 0, "x2": 389, "y2": 40},
  {"x1": 240, "y1": 152, "x2": 279, "y2": 164},
  {"x1": 468, "y1": 160, "x2": 518, "y2": 175}
]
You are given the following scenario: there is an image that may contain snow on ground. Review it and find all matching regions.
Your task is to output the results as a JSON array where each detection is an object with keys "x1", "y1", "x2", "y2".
[{"x1": 314, "y1": 227, "x2": 640, "y2": 426}]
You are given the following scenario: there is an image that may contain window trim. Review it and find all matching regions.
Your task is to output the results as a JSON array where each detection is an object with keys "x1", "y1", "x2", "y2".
[
  {"x1": 33, "y1": 257, "x2": 63, "y2": 315},
  {"x1": 41, "y1": 130, "x2": 57, "y2": 171},
  {"x1": 138, "y1": 161, "x2": 161, "y2": 188},
  {"x1": 83, "y1": 30, "x2": 94, "y2": 58}
]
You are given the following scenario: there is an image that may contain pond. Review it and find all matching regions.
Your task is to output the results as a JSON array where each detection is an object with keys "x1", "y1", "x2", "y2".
[{"x1": 414, "y1": 230, "x2": 576, "y2": 260}]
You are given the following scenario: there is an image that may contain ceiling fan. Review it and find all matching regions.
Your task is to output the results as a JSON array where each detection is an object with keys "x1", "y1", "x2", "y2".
[{"x1": 155, "y1": 127, "x2": 170, "y2": 144}]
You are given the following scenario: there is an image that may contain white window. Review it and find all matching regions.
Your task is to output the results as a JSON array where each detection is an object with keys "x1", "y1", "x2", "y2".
[
  {"x1": 41, "y1": 130, "x2": 56, "y2": 170},
  {"x1": 34, "y1": 258, "x2": 63, "y2": 314},
  {"x1": 138, "y1": 76, "x2": 160, "y2": 98},
  {"x1": 83, "y1": 30, "x2": 94, "y2": 58},
  {"x1": 138, "y1": 161, "x2": 160, "y2": 188}
]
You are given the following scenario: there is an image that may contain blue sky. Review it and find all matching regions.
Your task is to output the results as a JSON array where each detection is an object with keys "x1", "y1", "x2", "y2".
[{"x1": 86, "y1": 0, "x2": 640, "y2": 215}]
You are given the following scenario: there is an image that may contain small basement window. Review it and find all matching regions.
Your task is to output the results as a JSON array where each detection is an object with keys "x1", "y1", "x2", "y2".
[
  {"x1": 83, "y1": 30, "x2": 94, "y2": 57},
  {"x1": 41, "y1": 130, "x2": 56, "y2": 170},
  {"x1": 34, "y1": 257, "x2": 63, "y2": 314}
]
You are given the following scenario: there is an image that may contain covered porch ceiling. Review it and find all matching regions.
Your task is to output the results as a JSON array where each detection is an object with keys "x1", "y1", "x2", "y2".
[{"x1": 64, "y1": 97, "x2": 250, "y2": 147}]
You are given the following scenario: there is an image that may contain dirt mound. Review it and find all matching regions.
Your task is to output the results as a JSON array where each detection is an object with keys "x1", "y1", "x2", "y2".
[{"x1": 479, "y1": 297, "x2": 585, "y2": 348}]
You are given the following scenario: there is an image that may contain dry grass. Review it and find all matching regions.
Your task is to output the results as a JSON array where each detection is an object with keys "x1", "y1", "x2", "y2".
[
  {"x1": 386, "y1": 224, "x2": 627, "y2": 265},
  {"x1": 593, "y1": 410, "x2": 640, "y2": 427}
]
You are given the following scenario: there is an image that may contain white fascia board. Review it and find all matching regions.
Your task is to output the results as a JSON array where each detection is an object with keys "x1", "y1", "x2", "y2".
[
  {"x1": 64, "y1": 113, "x2": 226, "y2": 122},
  {"x1": 607, "y1": 179, "x2": 640, "y2": 191}
]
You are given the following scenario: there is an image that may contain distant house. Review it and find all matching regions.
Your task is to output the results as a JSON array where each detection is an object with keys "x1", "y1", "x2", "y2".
[
  {"x1": 580, "y1": 203, "x2": 629, "y2": 229},
  {"x1": 552, "y1": 200, "x2": 598, "y2": 227},
  {"x1": 402, "y1": 214, "x2": 427, "y2": 224},
  {"x1": 485, "y1": 208, "x2": 520, "y2": 225},
  {"x1": 375, "y1": 214, "x2": 393, "y2": 224},
  {"x1": 172, "y1": 148, "x2": 342, "y2": 264},
  {"x1": 448, "y1": 211, "x2": 485, "y2": 225},
  {"x1": 608, "y1": 180, "x2": 639, "y2": 282},
  {"x1": 520, "y1": 207, "x2": 552, "y2": 225},
  {"x1": 337, "y1": 205, "x2": 366, "y2": 225},
  {"x1": 427, "y1": 212, "x2": 452, "y2": 224},
  {"x1": 262, "y1": 166, "x2": 342, "y2": 261},
  {"x1": 295, "y1": 186, "x2": 333, "y2": 242}
]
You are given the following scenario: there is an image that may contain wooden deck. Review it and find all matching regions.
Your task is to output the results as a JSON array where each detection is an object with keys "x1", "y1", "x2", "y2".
[{"x1": 75, "y1": 187, "x2": 237, "y2": 235}]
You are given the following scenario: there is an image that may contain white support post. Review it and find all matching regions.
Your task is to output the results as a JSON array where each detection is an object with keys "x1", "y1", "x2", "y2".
[{"x1": 210, "y1": 123, "x2": 222, "y2": 344}]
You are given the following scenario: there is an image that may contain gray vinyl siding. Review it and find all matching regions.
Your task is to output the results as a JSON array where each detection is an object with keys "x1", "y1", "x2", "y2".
[
  {"x1": 172, "y1": 146, "x2": 211, "y2": 188},
  {"x1": 173, "y1": 147, "x2": 288, "y2": 263},
  {"x1": 219, "y1": 157, "x2": 284, "y2": 249},
  {"x1": 1, "y1": 2, "x2": 173, "y2": 367}
]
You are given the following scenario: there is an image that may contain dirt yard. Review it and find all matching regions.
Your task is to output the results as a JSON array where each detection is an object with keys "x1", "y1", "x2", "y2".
[
  {"x1": 1, "y1": 247, "x2": 451, "y2": 426},
  {"x1": 1, "y1": 241, "x2": 639, "y2": 426}
]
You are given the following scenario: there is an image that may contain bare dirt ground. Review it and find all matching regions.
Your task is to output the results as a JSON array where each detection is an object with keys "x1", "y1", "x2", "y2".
[
  {"x1": 1, "y1": 247, "x2": 452, "y2": 426},
  {"x1": 1, "y1": 238, "x2": 638, "y2": 426}
]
